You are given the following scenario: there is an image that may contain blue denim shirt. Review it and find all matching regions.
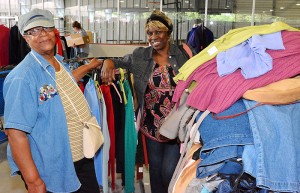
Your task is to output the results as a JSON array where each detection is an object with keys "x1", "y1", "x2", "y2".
[{"x1": 4, "y1": 50, "x2": 80, "y2": 193}]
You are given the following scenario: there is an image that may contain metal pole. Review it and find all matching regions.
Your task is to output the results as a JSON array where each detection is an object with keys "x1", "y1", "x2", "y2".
[
  {"x1": 251, "y1": 0, "x2": 256, "y2": 26},
  {"x1": 160, "y1": 0, "x2": 163, "y2": 11},
  {"x1": 117, "y1": 0, "x2": 120, "y2": 44},
  {"x1": 8, "y1": 0, "x2": 11, "y2": 16},
  {"x1": 78, "y1": 0, "x2": 81, "y2": 23},
  {"x1": 175, "y1": 0, "x2": 179, "y2": 45},
  {"x1": 204, "y1": 0, "x2": 208, "y2": 27}
]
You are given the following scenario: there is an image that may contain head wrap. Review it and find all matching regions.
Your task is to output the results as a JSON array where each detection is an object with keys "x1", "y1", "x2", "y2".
[{"x1": 146, "y1": 14, "x2": 173, "y2": 33}]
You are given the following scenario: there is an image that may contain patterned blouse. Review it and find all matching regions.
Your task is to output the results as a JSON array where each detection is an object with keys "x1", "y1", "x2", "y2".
[{"x1": 141, "y1": 63, "x2": 177, "y2": 142}]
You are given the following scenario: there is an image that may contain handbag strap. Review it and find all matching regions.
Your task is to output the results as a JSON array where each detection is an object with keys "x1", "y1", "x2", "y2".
[
  {"x1": 212, "y1": 100, "x2": 300, "y2": 120},
  {"x1": 169, "y1": 110, "x2": 210, "y2": 193},
  {"x1": 182, "y1": 43, "x2": 193, "y2": 58}
]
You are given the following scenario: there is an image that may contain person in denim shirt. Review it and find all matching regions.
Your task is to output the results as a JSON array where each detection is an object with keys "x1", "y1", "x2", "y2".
[
  {"x1": 3, "y1": 9, "x2": 101, "y2": 193},
  {"x1": 101, "y1": 10, "x2": 192, "y2": 193}
]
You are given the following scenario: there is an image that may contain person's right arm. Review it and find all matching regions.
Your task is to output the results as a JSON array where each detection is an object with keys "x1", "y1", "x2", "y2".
[{"x1": 6, "y1": 129, "x2": 46, "y2": 193}]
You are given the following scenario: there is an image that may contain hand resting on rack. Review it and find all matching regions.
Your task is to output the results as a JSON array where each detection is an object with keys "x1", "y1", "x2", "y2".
[
  {"x1": 72, "y1": 58, "x2": 103, "y2": 82},
  {"x1": 101, "y1": 59, "x2": 116, "y2": 85}
]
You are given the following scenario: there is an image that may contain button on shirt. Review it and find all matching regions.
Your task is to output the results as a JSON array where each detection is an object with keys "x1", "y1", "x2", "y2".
[{"x1": 3, "y1": 50, "x2": 80, "y2": 193}]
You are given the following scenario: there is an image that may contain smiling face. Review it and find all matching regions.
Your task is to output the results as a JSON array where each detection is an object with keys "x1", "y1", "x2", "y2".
[
  {"x1": 147, "y1": 27, "x2": 170, "y2": 51},
  {"x1": 23, "y1": 26, "x2": 56, "y2": 56}
]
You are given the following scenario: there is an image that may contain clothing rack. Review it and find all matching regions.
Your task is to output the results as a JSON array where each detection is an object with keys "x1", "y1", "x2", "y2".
[
  {"x1": 0, "y1": 16, "x2": 16, "y2": 19},
  {"x1": 115, "y1": 68, "x2": 128, "y2": 75},
  {"x1": 0, "y1": 16, "x2": 18, "y2": 28},
  {"x1": 63, "y1": 57, "x2": 104, "y2": 70}
]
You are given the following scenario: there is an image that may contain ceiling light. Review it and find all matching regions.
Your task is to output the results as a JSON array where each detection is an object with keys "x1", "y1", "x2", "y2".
[
  {"x1": 280, "y1": 7, "x2": 285, "y2": 9},
  {"x1": 296, "y1": 3, "x2": 300, "y2": 6},
  {"x1": 184, "y1": 0, "x2": 189, "y2": 3},
  {"x1": 120, "y1": 0, "x2": 124, "y2": 3},
  {"x1": 270, "y1": 9, "x2": 274, "y2": 12}
]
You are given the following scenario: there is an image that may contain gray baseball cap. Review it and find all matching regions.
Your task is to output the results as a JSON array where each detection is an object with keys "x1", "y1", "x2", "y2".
[{"x1": 19, "y1": 8, "x2": 55, "y2": 35}]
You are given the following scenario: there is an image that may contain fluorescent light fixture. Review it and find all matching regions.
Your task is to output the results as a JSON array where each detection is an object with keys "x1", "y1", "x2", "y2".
[{"x1": 280, "y1": 7, "x2": 285, "y2": 9}]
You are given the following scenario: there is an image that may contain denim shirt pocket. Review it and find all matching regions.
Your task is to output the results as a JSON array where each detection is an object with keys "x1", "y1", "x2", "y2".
[{"x1": 38, "y1": 83, "x2": 58, "y2": 107}]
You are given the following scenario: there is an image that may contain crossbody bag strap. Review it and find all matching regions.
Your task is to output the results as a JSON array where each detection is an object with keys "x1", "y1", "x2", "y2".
[{"x1": 182, "y1": 43, "x2": 193, "y2": 58}]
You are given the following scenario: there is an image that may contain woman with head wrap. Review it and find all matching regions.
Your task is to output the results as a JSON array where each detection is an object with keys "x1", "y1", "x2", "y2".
[{"x1": 101, "y1": 10, "x2": 192, "y2": 193}]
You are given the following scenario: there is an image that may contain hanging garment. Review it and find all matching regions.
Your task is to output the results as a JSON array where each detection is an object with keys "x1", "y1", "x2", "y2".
[
  {"x1": 0, "y1": 25, "x2": 10, "y2": 67},
  {"x1": 54, "y1": 28, "x2": 63, "y2": 56},
  {"x1": 187, "y1": 25, "x2": 214, "y2": 54},
  {"x1": 60, "y1": 36, "x2": 71, "y2": 59},
  {"x1": 8, "y1": 25, "x2": 30, "y2": 66},
  {"x1": 99, "y1": 86, "x2": 110, "y2": 193},
  {"x1": 123, "y1": 79, "x2": 138, "y2": 193},
  {"x1": 84, "y1": 79, "x2": 104, "y2": 186},
  {"x1": 100, "y1": 84, "x2": 116, "y2": 190},
  {"x1": 110, "y1": 84, "x2": 126, "y2": 185}
]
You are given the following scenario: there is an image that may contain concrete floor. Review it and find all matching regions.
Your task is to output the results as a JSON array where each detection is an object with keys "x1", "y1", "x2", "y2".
[
  {"x1": 0, "y1": 141, "x2": 151, "y2": 193},
  {"x1": 0, "y1": 141, "x2": 27, "y2": 193}
]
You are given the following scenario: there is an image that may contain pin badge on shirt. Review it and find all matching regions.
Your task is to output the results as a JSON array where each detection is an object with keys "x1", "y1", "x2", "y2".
[{"x1": 39, "y1": 84, "x2": 58, "y2": 102}]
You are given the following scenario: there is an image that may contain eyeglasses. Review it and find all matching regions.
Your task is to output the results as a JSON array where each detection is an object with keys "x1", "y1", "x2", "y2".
[
  {"x1": 24, "y1": 27, "x2": 55, "y2": 36},
  {"x1": 146, "y1": 30, "x2": 166, "y2": 37}
]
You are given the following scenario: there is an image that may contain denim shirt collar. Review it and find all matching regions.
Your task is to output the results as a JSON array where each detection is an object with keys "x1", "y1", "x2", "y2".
[{"x1": 30, "y1": 50, "x2": 64, "y2": 71}]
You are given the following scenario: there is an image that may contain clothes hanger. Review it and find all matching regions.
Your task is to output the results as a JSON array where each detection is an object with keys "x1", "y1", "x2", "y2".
[
  {"x1": 110, "y1": 82, "x2": 123, "y2": 104},
  {"x1": 117, "y1": 68, "x2": 128, "y2": 105}
]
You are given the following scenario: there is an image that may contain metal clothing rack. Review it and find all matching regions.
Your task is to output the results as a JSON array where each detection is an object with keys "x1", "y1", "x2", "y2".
[
  {"x1": 63, "y1": 57, "x2": 104, "y2": 70},
  {"x1": 0, "y1": 16, "x2": 18, "y2": 28},
  {"x1": 64, "y1": 57, "x2": 146, "y2": 193}
]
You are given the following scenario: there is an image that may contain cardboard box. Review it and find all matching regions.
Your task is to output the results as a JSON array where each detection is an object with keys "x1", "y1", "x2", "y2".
[{"x1": 66, "y1": 34, "x2": 90, "y2": 47}]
